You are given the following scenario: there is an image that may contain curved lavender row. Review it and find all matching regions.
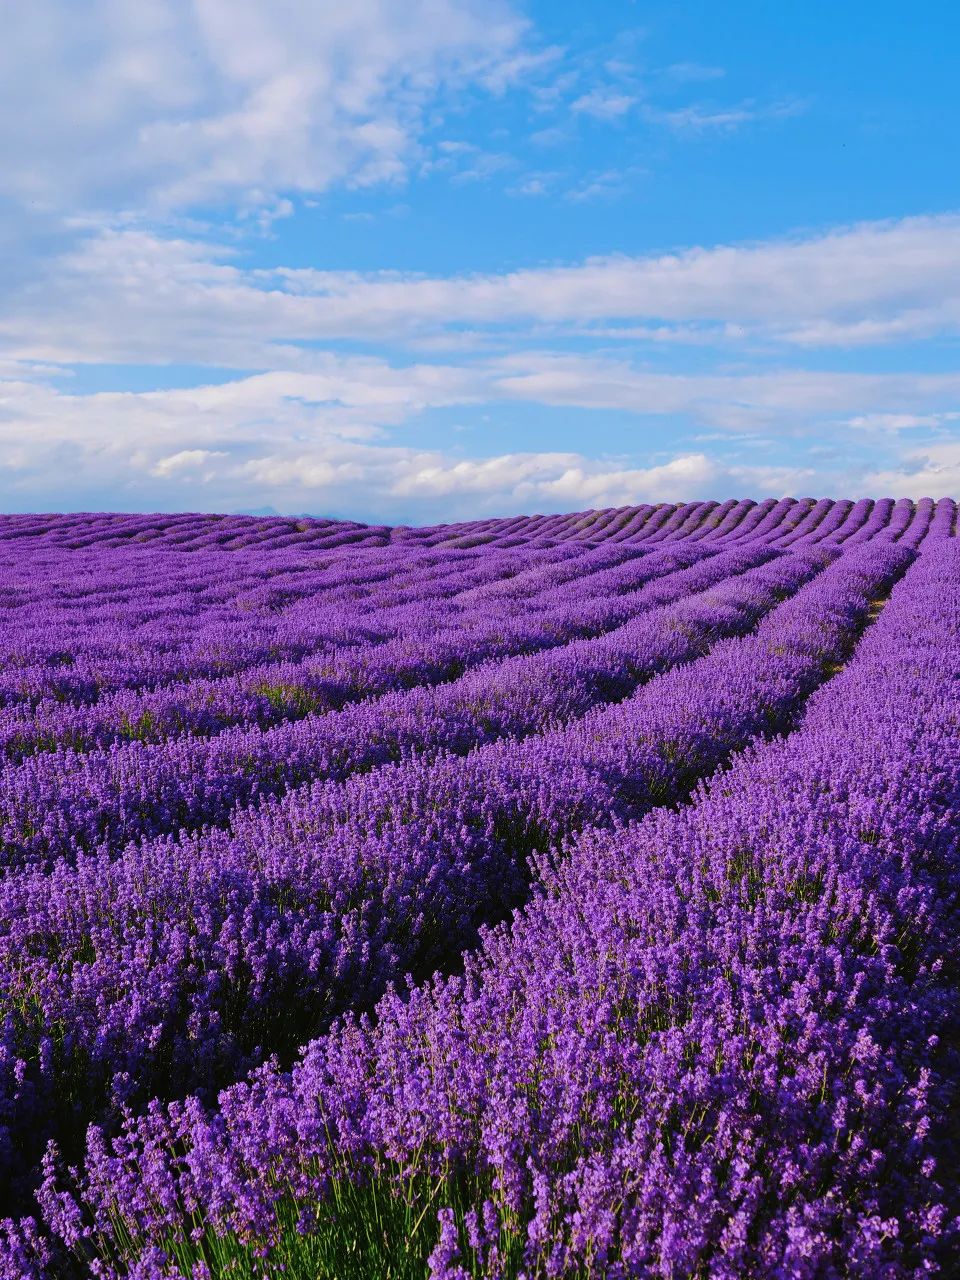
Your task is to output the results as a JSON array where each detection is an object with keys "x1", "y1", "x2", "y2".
[
  {"x1": 612, "y1": 504, "x2": 671, "y2": 543},
  {"x1": 0, "y1": 535, "x2": 596, "y2": 667},
  {"x1": 440, "y1": 496, "x2": 877, "y2": 551},
  {"x1": 843, "y1": 496, "x2": 896, "y2": 544},
  {"x1": 788, "y1": 495, "x2": 835, "y2": 541},
  {"x1": 829, "y1": 495, "x2": 874, "y2": 541},
  {"x1": 0, "y1": 499, "x2": 936, "y2": 566},
  {"x1": 453, "y1": 547, "x2": 626, "y2": 604},
  {"x1": 603, "y1": 503, "x2": 673, "y2": 543},
  {"x1": 764, "y1": 496, "x2": 819, "y2": 545},
  {"x1": 0, "y1": 536, "x2": 408, "y2": 633},
  {"x1": 918, "y1": 496, "x2": 957, "y2": 548},
  {"x1": 724, "y1": 496, "x2": 799, "y2": 544},
  {"x1": 589, "y1": 504, "x2": 659, "y2": 543},
  {"x1": 0, "y1": 548, "x2": 838, "y2": 1193},
  {"x1": 636, "y1": 500, "x2": 712, "y2": 543},
  {"x1": 0, "y1": 512, "x2": 389, "y2": 555},
  {"x1": 407, "y1": 505, "x2": 613, "y2": 549},
  {"x1": 899, "y1": 496, "x2": 936, "y2": 548},
  {"x1": 711, "y1": 497, "x2": 776, "y2": 542},
  {"x1": 0, "y1": 538, "x2": 559, "y2": 665},
  {"x1": 624, "y1": 500, "x2": 693, "y2": 542},
  {"x1": 0, "y1": 550, "x2": 425, "y2": 705},
  {"x1": 0, "y1": 544, "x2": 696, "y2": 762},
  {"x1": 14, "y1": 541, "x2": 918, "y2": 1279},
  {"x1": 515, "y1": 542, "x2": 696, "y2": 611},
  {"x1": 334, "y1": 538, "x2": 636, "y2": 612},
  {"x1": 804, "y1": 496, "x2": 855, "y2": 543},
  {"x1": 437, "y1": 540, "x2": 633, "y2": 604},
  {"x1": 0, "y1": 545, "x2": 783, "y2": 871},
  {"x1": 0, "y1": 541, "x2": 626, "y2": 712},
  {"x1": 677, "y1": 498, "x2": 748, "y2": 542},
  {"x1": 881, "y1": 496, "x2": 916, "y2": 542}
]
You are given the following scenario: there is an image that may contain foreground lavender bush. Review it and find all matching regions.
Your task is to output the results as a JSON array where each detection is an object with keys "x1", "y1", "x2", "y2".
[{"x1": 0, "y1": 501, "x2": 956, "y2": 1278}]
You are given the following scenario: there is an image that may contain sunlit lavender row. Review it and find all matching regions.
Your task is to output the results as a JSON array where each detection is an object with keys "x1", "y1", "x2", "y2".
[{"x1": 0, "y1": 497, "x2": 958, "y2": 1278}]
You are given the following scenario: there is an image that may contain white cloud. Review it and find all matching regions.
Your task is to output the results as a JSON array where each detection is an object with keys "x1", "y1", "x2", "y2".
[
  {"x1": 507, "y1": 171, "x2": 560, "y2": 197},
  {"x1": 865, "y1": 442, "x2": 960, "y2": 498},
  {"x1": 151, "y1": 448, "x2": 229, "y2": 477},
  {"x1": 1, "y1": 355, "x2": 958, "y2": 514},
  {"x1": 384, "y1": 450, "x2": 810, "y2": 507},
  {"x1": 490, "y1": 354, "x2": 960, "y2": 430},
  {"x1": 644, "y1": 98, "x2": 806, "y2": 132},
  {"x1": 564, "y1": 166, "x2": 646, "y2": 203},
  {"x1": 529, "y1": 125, "x2": 569, "y2": 147},
  {"x1": 7, "y1": 213, "x2": 960, "y2": 367},
  {"x1": 0, "y1": 364, "x2": 814, "y2": 515},
  {"x1": 0, "y1": 0, "x2": 528, "y2": 216},
  {"x1": 571, "y1": 89, "x2": 636, "y2": 120},
  {"x1": 844, "y1": 412, "x2": 960, "y2": 433},
  {"x1": 449, "y1": 152, "x2": 515, "y2": 185}
]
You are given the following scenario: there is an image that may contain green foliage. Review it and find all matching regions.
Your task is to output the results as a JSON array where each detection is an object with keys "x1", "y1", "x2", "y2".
[{"x1": 142, "y1": 1175, "x2": 528, "y2": 1279}]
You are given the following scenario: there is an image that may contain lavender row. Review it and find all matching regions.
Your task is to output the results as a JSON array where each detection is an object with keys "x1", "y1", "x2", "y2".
[
  {"x1": 0, "y1": 535, "x2": 657, "y2": 713},
  {"x1": 1, "y1": 499, "x2": 954, "y2": 558},
  {"x1": 0, "y1": 540, "x2": 628, "y2": 710},
  {"x1": 0, "y1": 542, "x2": 894, "y2": 1209},
  {"x1": 0, "y1": 544, "x2": 698, "y2": 761},
  {"x1": 0, "y1": 546, "x2": 794, "y2": 1190},
  {"x1": 28, "y1": 539, "x2": 955, "y2": 1280},
  {"x1": 0, "y1": 535, "x2": 597, "y2": 661},
  {"x1": 0, "y1": 540, "x2": 548, "y2": 665},
  {"x1": 0, "y1": 544, "x2": 790, "y2": 870}
]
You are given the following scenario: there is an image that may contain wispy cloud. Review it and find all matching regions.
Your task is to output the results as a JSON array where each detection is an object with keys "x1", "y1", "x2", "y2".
[
  {"x1": 564, "y1": 168, "x2": 642, "y2": 202},
  {"x1": 844, "y1": 411, "x2": 960, "y2": 433},
  {"x1": 661, "y1": 62, "x2": 726, "y2": 84},
  {"x1": 0, "y1": 365, "x2": 821, "y2": 514},
  {"x1": 6, "y1": 213, "x2": 957, "y2": 363},
  {"x1": 570, "y1": 89, "x2": 637, "y2": 120},
  {"x1": 644, "y1": 98, "x2": 807, "y2": 132},
  {"x1": 2, "y1": 352, "x2": 958, "y2": 512},
  {"x1": 865, "y1": 441, "x2": 960, "y2": 498},
  {"x1": 490, "y1": 354, "x2": 960, "y2": 432},
  {"x1": 507, "y1": 171, "x2": 561, "y2": 197},
  {"x1": 0, "y1": 0, "x2": 531, "y2": 217}
]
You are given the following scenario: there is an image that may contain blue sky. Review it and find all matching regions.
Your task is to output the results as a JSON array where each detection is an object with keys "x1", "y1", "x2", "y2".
[{"x1": 1, "y1": 0, "x2": 959, "y2": 522}]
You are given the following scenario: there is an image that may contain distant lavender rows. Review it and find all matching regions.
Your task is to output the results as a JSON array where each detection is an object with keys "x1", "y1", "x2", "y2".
[
  {"x1": 0, "y1": 495, "x2": 955, "y2": 554},
  {"x1": 0, "y1": 500, "x2": 957, "y2": 1278}
]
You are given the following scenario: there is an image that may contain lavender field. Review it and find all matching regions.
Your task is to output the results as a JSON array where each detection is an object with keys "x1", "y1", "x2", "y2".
[{"x1": 1, "y1": 496, "x2": 958, "y2": 1278}]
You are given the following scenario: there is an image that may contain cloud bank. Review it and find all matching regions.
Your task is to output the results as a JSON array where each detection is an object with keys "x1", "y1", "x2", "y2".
[{"x1": 0, "y1": 2, "x2": 956, "y2": 518}]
